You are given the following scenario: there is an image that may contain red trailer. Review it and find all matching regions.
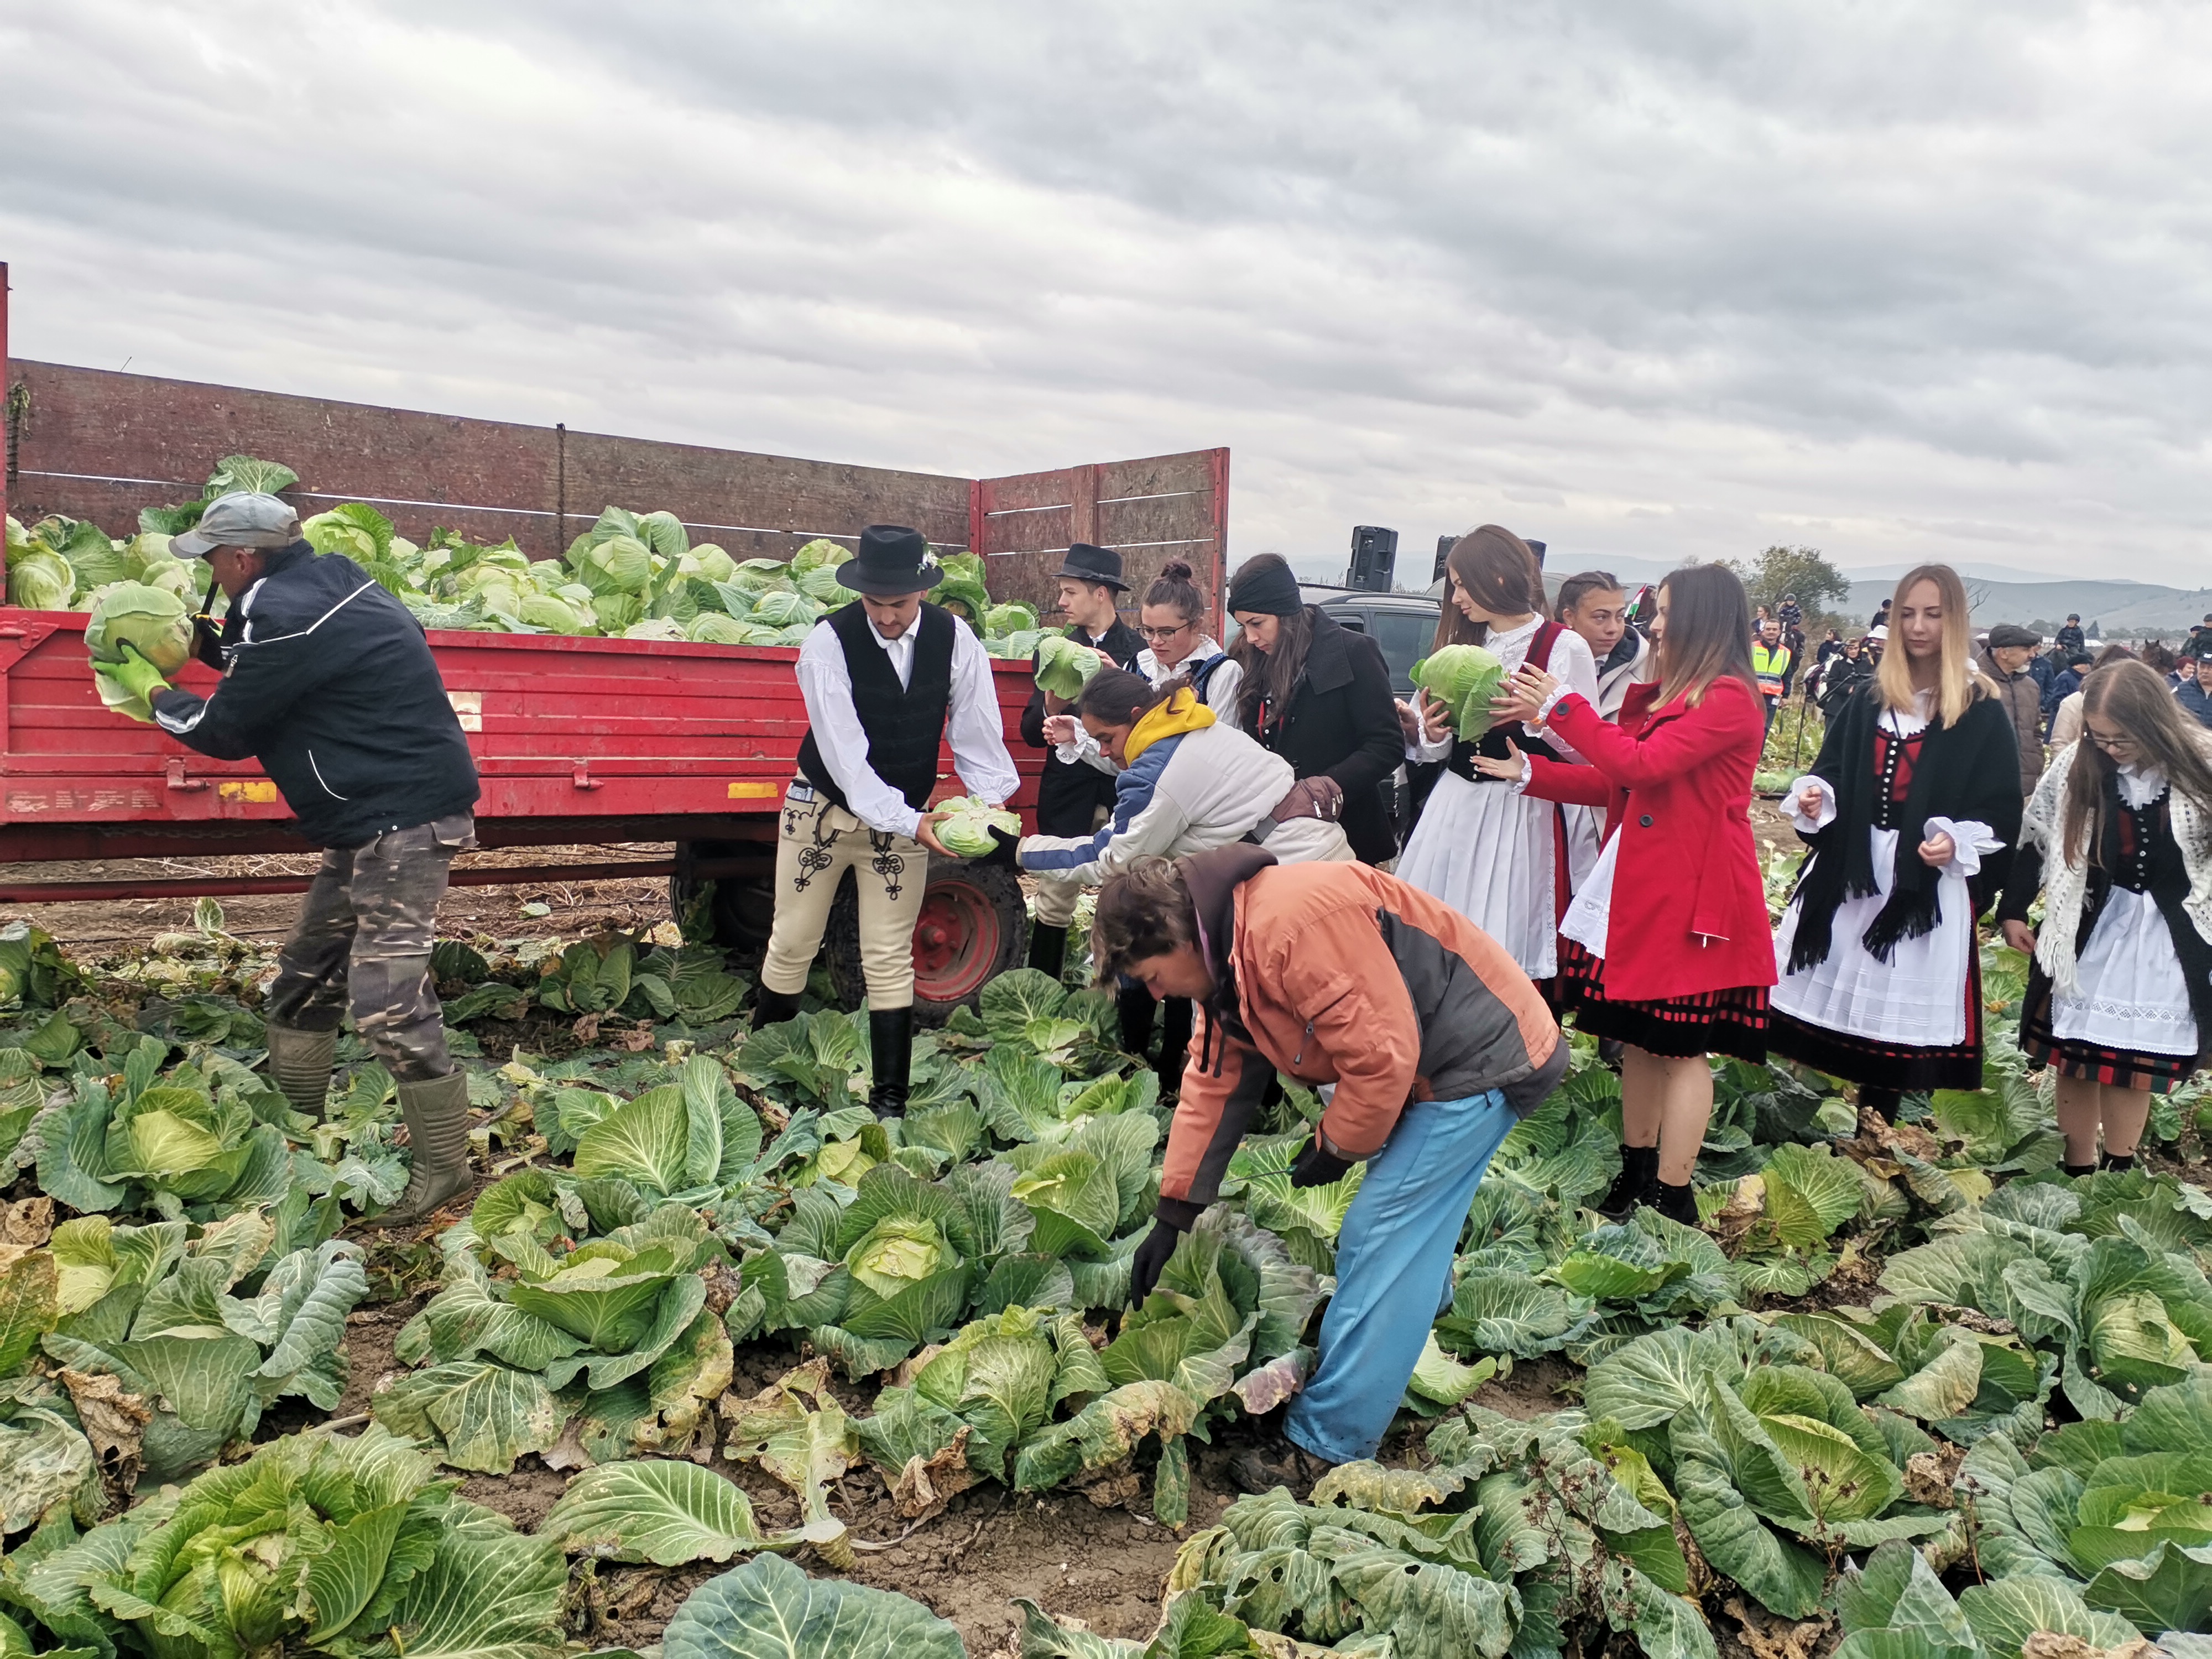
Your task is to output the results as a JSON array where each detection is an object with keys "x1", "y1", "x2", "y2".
[
  {"x1": 0, "y1": 280, "x2": 1230, "y2": 1018},
  {"x1": 0, "y1": 609, "x2": 1047, "y2": 1018}
]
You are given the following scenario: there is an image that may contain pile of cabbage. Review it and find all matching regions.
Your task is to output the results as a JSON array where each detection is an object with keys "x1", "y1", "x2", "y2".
[{"x1": 8, "y1": 454, "x2": 1056, "y2": 657}]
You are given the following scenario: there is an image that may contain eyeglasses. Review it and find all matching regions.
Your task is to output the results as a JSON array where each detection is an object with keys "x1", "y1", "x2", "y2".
[
  {"x1": 2088, "y1": 729, "x2": 2138, "y2": 753},
  {"x1": 1139, "y1": 624, "x2": 1192, "y2": 642}
]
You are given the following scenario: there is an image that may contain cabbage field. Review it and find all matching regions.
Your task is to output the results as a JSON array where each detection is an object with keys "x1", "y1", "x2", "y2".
[
  {"x1": 6, "y1": 464, "x2": 2212, "y2": 1656},
  {"x1": 4, "y1": 856, "x2": 2212, "y2": 1659}
]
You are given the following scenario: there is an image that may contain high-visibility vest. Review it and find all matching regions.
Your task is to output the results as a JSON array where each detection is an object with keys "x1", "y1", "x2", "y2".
[{"x1": 1752, "y1": 643, "x2": 1792, "y2": 700}]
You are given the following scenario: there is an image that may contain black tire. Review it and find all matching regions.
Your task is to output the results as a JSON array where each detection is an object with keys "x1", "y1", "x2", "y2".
[
  {"x1": 826, "y1": 856, "x2": 1029, "y2": 1025},
  {"x1": 667, "y1": 841, "x2": 776, "y2": 971}
]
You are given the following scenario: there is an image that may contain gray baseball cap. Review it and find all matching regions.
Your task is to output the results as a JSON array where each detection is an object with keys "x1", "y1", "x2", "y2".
[{"x1": 171, "y1": 491, "x2": 303, "y2": 558}]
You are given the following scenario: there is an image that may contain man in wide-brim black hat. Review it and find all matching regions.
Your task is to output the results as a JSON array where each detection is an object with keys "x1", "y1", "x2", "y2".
[
  {"x1": 1019, "y1": 542, "x2": 1145, "y2": 980},
  {"x1": 752, "y1": 524, "x2": 1019, "y2": 1118}
]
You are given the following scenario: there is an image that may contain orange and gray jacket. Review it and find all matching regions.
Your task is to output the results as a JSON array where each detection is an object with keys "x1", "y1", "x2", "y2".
[{"x1": 1155, "y1": 844, "x2": 1568, "y2": 1227}]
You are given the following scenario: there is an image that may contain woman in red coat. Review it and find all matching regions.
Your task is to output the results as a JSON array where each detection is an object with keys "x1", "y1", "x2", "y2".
[{"x1": 1475, "y1": 564, "x2": 1775, "y2": 1224}]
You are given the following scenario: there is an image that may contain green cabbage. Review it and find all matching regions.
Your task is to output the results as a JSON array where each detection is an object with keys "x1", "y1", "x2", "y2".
[
  {"x1": 1034, "y1": 634, "x2": 1104, "y2": 700},
  {"x1": 934, "y1": 795, "x2": 1019, "y2": 858},
  {"x1": 623, "y1": 617, "x2": 689, "y2": 641},
  {"x1": 791, "y1": 538, "x2": 852, "y2": 577},
  {"x1": 302, "y1": 503, "x2": 393, "y2": 563},
  {"x1": 681, "y1": 543, "x2": 736, "y2": 584},
  {"x1": 752, "y1": 591, "x2": 820, "y2": 629},
  {"x1": 687, "y1": 611, "x2": 752, "y2": 645},
  {"x1": 7, "y1": 546, "x2": 76, "y2": 611},
  {"x1": 520, "y1": 593, "x2": 589, "y2": 633},
  {"x1": 1410, "y1": 642, "x2": 1509, "y2": 739},
  {"x1": 84, "y1": 581, "x2": 196, "y2": 674},
  {"x1": 592, "y1": 592, "x2": 644, "y2": 633},
  {"x1": 986, "y1": 602, "x2": 1039, "y2": 634},
  {"x1": 580, "y1": 534, "x2": 655, "y2": 596}
]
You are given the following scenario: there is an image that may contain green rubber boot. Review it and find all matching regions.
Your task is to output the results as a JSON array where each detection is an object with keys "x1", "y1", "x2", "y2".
[
  {"x1": 265, "y1": 1022, "x2": 337, "y2": 1121},
  {"x1": 361, "y1": 1071, "x2": 475, "y2": 1228}
]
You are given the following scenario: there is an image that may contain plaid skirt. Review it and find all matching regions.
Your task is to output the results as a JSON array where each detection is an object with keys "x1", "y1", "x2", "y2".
[
  {"x1": 2020, "y1": 963, "x2": 2201, "y2": 1094},
  {"x1": 1765, "y1": 947, "x2": 1985, "y2": 1092},
  {"x1": 1552, "y1": 935, "x2": 1770, "y2": 1063}
]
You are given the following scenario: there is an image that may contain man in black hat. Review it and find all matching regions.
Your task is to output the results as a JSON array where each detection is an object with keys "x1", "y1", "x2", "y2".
[
  {"x1": 1978, "y1": 623, "x2": 2048, "y2": 796},
  {"x1": 1018, "y1": 542, "x2": 1144, "y2": 979},
  {"x1": 753, "y1": 525, "x2": 1019, "y2": 1116}
]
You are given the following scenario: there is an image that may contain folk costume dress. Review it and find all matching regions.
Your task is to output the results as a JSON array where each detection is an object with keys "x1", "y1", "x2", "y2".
[
  {"x1": 1768, "y1": 685, "x2": 2022, "y2": 1092},
  {"x1": 1999, "y1": 749, "x2": 2212, "y2": 1094},
  {"x1": 1518, "y1": 675, "x2": 1777, "y2": 1061},
  {"x1": 1399, "y1": 617, "x2": 1600, "y2": 981}
]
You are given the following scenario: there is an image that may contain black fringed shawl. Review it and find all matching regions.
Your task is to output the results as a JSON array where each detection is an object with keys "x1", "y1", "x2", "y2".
[{"x1": 1785, "y1": 683, "x2": 2024, "y2": 973}]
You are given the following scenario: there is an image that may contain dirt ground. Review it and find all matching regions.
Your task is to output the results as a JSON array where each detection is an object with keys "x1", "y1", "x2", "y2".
[
  {"x1": 321, "y1": 1291, "x2": 1583, "y2": 1656},
  {"x1": 0, "y1": 843, "x2": 681, "y2": 949}
]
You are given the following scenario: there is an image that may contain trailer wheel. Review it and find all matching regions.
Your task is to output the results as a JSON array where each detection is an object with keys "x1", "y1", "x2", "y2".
[
  {"x1": 825, "y1": 857, "x2": 1029, "y2": 1024},
  {"x1": 667, "y1": 841, "x2": 776, "y2": 971}
]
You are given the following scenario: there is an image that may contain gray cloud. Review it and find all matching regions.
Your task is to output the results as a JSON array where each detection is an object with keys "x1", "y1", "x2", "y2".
[{"x1": 3, "y1": 0, "x2": 2209, "y2": 582}]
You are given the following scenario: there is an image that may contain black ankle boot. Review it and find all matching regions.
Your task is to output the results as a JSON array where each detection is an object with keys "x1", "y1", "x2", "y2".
[
  {"x1": 2063, "y1": 1161, "x2": 2098, "y2": 1178},
  {"x1": 1860, "y1": 1087, "x2": 1902, "y2": 1125},
  {"x1": 1027, "y1": 922, "x2": 1068, "y2": 983},
  {"x1": 750, "y1": 985, "x2": 802, "y2": 1031},
  {"x1": 1652, "y1": 1179, "x2": 1700, "y2": 1227},
  {"x1": 867, "y1": 1006, "x2": 914, "y2": 1121},
  {"x1": 1118, "y1": 984, "x2": 1157, "y2": 1060},
  {"x1": 2100, "y1": 1151, "x2": 2136, "y2": 1172},
  {"x1": 1598, "y1": 1145, "x2": 1659, "y2": 1220}
]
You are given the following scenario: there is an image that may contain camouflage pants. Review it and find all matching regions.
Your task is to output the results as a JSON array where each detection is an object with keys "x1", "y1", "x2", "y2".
[{"x1": 264, "y1": 813, "x2": 474, "y2": 1082}]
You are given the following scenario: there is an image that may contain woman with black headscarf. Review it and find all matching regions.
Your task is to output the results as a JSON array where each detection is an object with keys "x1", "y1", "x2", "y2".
[{"x1": 1223, "y1": 555, "x2": 1404, "y2": 864}]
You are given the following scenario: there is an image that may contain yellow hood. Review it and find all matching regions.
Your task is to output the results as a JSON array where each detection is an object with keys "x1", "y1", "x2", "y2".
[{"x1": 1124, "y1": 687, "x2": 1216, "y2": 764}]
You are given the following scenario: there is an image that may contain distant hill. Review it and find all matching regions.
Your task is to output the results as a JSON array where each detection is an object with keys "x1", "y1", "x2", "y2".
[{"x1": 1844, "y1": 578, "x2": 2212, "y2": 637}]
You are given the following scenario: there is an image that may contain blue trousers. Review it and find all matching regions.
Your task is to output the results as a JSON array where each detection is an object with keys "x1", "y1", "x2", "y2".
[{"x1": 1286, "y1": 1089, "x2": 1518, "y2": 1465}]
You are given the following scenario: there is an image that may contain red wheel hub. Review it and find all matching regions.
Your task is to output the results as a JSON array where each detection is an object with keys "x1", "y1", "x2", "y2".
[{"x1": 911, "y1": 876, "x2": 1000, "y2": 1003}]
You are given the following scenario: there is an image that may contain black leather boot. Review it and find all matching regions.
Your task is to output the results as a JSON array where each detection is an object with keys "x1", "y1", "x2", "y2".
[
  {"x1": 1118, "y1": 984, "x2": 1157, "y2": 1060},
  {"x1": 750, "y1": 985, "x2": 802, "y2": 1031},
  {"x1": 1860, "y1": 1087, "x2": 1902, "y2": 1125},
  {"x1": 867, "y1": 1006, "x2": 914, "y2": 1121},
  {"x1": 1597, "y1": 1144, "x2": 1658, "y2": 1220},
  {"x1": 2100, "y1": 1151, "x2": 2136, "y2": 1172},
  {"x1": 1652, "y1": 1178, "x2": 1701, "y2": 1227},
  {"x1": 1027, "y1": 922, "x2": 1068, "y2": 983}
]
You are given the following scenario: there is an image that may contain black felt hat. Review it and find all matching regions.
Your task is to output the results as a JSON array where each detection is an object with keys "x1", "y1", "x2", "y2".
[
  {"x1": 837, "y1": 524, "x2": 941, "y2": 596},
  {"x1": 1052, "y1": 542, "x2": 1128, "y2": 591}
]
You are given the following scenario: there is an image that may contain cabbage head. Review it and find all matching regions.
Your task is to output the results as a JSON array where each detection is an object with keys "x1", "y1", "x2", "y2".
[
  {"x1": 681, "y1": 543, "x2": 737, "y2": 584},
  {"x1": 752, "y1": 591, "x2": 819, "y2": 630},
  {"x1": 1034, "y1": 634, "x2": 1104, "y2": 701},
  {"x1": 528, "y1": 558, "x2": 575, "y2": 596},
  {"x1": 935, "y1": 795, "x2": 1019, "y2": 859},
  {"x1": 84, "y1": 581, "x2": 196, "y2": 674},
  {"x1": 1410, "y1": 643, "x2": 1508, "y2": 740},
  {"x1": 519, "y1": 593, "x2": 589, "y2": 633},
  {"x1": 623, "y1": 617, "x2": 688, "y2": 641},
  {"x1": 847, "y1": 1215, "x2": 958, "y2": 1301},
  {"x1": 791, "y1": 538, "x2": 852, "y2": 577},
  {"x1": 7, "y1": 546, "x2": 76, "y2": 611},
  {"x1": 592, "y1": 592, "x2": 644, "y2": 633},
  {"x1": 797, "y1": 565, "x2": 849, "y2": 603},
  {"x1": 687, "y1": 612, "x2": 752, "y2": 645},
  {"x1": 580, "y1": 534, "x2": 655, "y2": 596},
  {"x1": 986, "y1": 602, "x2": 1038, "y2": 636},
  {"x1": 301, "y1": 507, "x2": 382, "y2": 562}
]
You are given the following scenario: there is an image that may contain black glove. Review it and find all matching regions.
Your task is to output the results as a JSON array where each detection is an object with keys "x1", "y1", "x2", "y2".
[
  {"x1": 1126, "y1": 1217, "x2": 1186, "y2": 1308},
  {"x1": 978, "y1": 825, "x2": 1021, "y2": 870},
  {"x1": 1290, "y1": 1135, "x2": 1354, "y2": 1189}
]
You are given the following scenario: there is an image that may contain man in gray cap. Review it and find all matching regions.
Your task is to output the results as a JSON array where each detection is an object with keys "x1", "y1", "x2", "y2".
[
  {"x1": 1976, "y1": 622, "x2": 2047, "y2": 795},
  {"x1": 98, "y1": 491, "x2": 483, "y2": 1227}
]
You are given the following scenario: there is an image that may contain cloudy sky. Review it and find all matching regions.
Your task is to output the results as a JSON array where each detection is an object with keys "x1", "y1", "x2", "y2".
[{"x1": 5, "y1": 1, "x2": 2209, "y2": 583}]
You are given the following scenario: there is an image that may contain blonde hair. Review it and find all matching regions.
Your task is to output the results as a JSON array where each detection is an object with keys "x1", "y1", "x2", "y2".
[{"x1": 1875, "y1": 564, "x2": 1983, "y2": 727}]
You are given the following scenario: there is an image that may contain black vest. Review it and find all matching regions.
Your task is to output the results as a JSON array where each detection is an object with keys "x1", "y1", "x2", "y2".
[{"x1": 795, "y1": 602, "x2": 957, "y2": 813}]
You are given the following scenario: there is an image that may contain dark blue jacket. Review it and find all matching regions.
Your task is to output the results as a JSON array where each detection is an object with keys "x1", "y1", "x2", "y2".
[
  {"x1": 2179, "y1": 680, "x2": 2212, "y2": 730},
  {"x1": 151, "y1": 543, "x2": 479, "y2": 847},
  {"x1": 2043, "y1": 667, "x2": 2082, "y2": 721}
]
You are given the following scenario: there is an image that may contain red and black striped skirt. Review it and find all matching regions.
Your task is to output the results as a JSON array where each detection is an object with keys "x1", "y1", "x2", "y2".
[
  {"x1": 2020, "y1": 963, "x2": 2201, "y2": 1095},
  {"x1": 1765, "y1": 948, "x2": 1985, "y2": 1092},
  {"x1": 1550, "y1": 935, "x2": 1770, "y2": 1063}
]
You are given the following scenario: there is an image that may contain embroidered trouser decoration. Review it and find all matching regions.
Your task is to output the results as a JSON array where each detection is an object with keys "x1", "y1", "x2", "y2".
[
  {"x1": 263, "y1": 812, "x2": 476, "y2": 1084},
  {"x1": 760, "y1": 792, "x2": 929, "y2": 1008}
]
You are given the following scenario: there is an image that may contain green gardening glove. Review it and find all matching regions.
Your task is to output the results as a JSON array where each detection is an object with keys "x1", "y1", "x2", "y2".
[
  {"x1": 112, "y1": 643, "x2": 173, "y2": 704},
  {"x1": 94, "y1": 643, "x2": 171, "y2": 722}
]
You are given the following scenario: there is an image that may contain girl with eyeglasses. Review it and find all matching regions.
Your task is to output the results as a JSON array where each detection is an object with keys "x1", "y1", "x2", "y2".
[
  {"x1": 1135, "y1": 559, "x2": 1241, "y2": 713},
  {"x1": 1997, "y1": 659, "x2": 2212, "y2": 1173}
]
